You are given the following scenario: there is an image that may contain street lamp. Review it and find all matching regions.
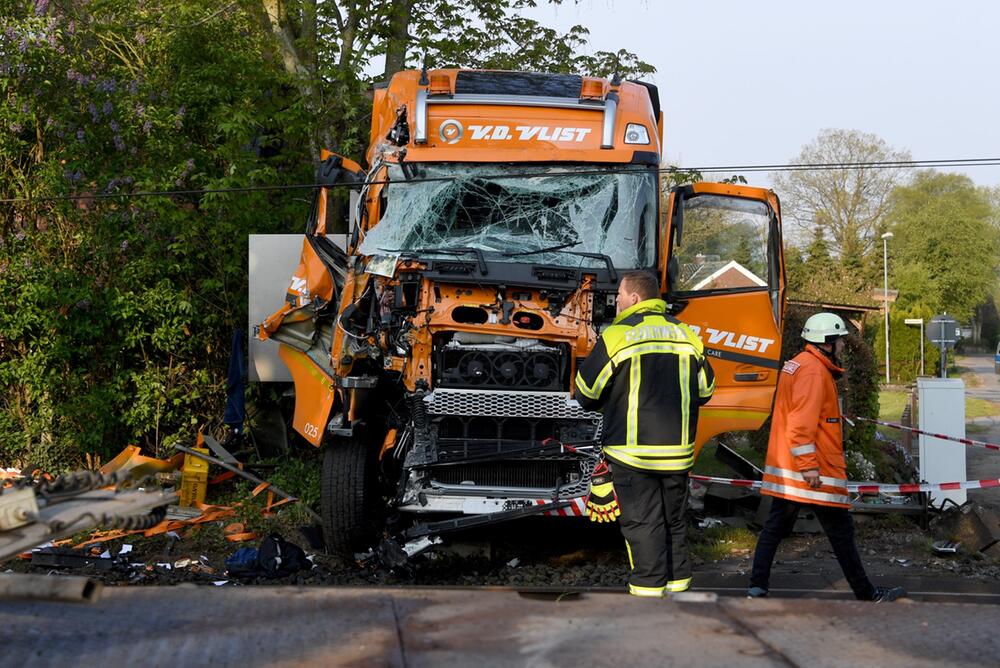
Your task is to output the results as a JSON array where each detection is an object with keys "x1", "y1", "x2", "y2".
[{"x1": 882, "y1": 232, "x2": 894, "y2": 384}]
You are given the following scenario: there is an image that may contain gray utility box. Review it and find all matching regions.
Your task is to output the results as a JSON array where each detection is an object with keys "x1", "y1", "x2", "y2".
[{"x1": 917, "y1": 377, "x2": 966, "y2": 506}]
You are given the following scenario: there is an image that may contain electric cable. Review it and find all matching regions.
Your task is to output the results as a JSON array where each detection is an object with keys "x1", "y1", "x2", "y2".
[{"x1": 5, "y1": 156, "x2": 1000, "y2": 204}]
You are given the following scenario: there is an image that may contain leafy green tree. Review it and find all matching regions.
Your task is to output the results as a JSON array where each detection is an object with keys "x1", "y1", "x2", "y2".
[
  {"x1": 774, "y1": 129, "x2": 909, "y2": 302},
  {"x1": 252, "y1": 0, "x2": 654, "y2": 160},
  {"x1": 887, "y1": 171, "x2": 1000, "y2": 322},
  {"x1": 0, "y1": 0, "x2": 312, "y2": 466}
]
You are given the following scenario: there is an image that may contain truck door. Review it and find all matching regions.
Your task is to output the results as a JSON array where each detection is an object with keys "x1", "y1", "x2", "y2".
[{"x1": 660, "y1": 183, "x2": 785, "y2": 453}]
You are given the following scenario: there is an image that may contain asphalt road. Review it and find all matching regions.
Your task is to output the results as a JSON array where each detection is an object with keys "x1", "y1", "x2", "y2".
[
  {"x1": 959, "y1": 352, "x2": 1000, "y2": 403},
  {"x1": 955, "y1": 354, "x2": 1000, "y2": 508}
]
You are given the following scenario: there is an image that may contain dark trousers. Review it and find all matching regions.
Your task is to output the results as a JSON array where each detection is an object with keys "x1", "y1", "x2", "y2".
[
  {"x1": 750, "y1": 496, "x2": 876, "y2": 600},
  {"x1": 610, "y1": 463, "x2": 690, "y2": 591}
]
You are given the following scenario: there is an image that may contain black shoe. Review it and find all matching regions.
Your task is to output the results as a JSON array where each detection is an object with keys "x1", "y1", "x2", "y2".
[
  {"x1": 746, "y1": 586, "x2": 769, "y2": 598},
  {"x1": 871, "y1": 586, "x2": 907, "y2": 603}
]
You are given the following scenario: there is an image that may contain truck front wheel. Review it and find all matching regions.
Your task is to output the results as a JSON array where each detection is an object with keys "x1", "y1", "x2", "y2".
[{"x1": 320, "y1": 437, "x2": 381, "y2": 557}]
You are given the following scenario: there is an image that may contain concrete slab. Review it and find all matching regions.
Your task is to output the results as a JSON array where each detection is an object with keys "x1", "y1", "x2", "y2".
[{"x1": 1, "y1": 586, "x2": 998, "y2": 667}]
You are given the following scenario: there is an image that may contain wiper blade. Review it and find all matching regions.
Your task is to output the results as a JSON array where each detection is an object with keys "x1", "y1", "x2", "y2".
[
  {"x1": 380, "y1": 247, "x2": 488, "y2": 275},
  {"x1": 502, "y1": 241, "x2": 581, "y2": 257},
  {"x1": 561, "y1": 251, "x2": 617, "y2": 282}
]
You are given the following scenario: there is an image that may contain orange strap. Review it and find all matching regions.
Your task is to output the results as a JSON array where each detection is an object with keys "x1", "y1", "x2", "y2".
[{"x1": 209, "y1": 471, "x2": 237, "y2": 485}]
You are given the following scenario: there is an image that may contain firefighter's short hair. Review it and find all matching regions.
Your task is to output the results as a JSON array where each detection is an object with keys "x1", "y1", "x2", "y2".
[{"x1": 621, "y1": 271, "x2": 660, "y2": 300}]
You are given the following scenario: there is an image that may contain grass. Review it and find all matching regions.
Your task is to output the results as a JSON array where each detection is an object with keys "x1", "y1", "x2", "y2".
[
  {"x1": 967, "y1": 397, "x2": 1000, "y2": 419},
  {"x1": 689, "y1": 525, "x2": 757, "y2": 561},
  {"x1": 878, "y1": 390, "x2": 910, "y2": 422},
  {"x1": 879, "y1": 390, "x2": 1000, "y2": 423}
]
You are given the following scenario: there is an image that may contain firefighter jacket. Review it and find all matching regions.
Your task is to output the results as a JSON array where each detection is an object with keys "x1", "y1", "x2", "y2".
[
  {"x1": 575, "y1": 299, "x2": 715, "y2": 472},
  {"x1": 762, "y1": 344, "x2": 850, "y2": 508}
]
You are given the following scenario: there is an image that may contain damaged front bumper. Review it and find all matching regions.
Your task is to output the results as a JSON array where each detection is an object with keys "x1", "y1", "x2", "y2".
[{"x1": 397, "y1": 388, "x2": 601, "y2": 517}]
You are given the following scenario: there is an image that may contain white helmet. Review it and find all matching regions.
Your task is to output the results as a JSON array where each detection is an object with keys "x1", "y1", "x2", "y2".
[{"x1": 801, "y1": 312, "x2": 848, "y2": 343}]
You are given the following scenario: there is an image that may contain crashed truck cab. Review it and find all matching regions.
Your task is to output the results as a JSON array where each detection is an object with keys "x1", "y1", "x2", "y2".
[{"x1": 259, "y1": 69, "x2": 787, "y2": 556}]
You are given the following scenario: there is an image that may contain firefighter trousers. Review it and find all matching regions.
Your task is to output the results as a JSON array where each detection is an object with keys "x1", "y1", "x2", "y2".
[
  {"x1": 609, "y1": 463, "x2": 691, "y2": 596},
  {"x1": 750, "y1": 496, "x2": 876, "y2": 600}
]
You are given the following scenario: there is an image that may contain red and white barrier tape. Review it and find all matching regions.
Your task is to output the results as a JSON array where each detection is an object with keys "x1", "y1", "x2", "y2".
[
  {"x1": 853, "y1": 416, "x2": 1000, "y2": 452},
  {"x1": 689, "y1": 473, "x2": 1000, "y2": 495}
]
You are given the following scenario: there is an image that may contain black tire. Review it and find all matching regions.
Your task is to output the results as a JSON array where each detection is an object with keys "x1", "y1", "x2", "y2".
[{"x1": 321, "y1": 437, "x2": 381, "y2": 557}]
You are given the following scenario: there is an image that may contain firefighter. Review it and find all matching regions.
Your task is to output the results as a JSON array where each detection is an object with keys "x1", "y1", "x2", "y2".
[
  {"x1": 746, "y1": 312, "x2": 906, "y2": 602},
  {"x1": 575, "y1": 270, "x2": 714, "y2": 597}
]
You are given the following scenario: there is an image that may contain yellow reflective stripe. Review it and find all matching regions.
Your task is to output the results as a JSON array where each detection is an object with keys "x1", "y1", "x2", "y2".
[
  {"x1": 666, "y1": 577, "x2": 692, "y2": 592},
  {"x1": 604, "y1": 444, "x2": 694, "y2": 455},
  {"x1": 604, "y1": 449, "x2": 694, "y2": 471},
  {"x1": 611, "y1": 341, "x2": 697, "y2": 365},
  {"x1": 625, "y1": 540, "x2": 635, "y2": 570},
  {"x1": 628, "y1": 583, "x2": 666, "y2": 597},
  {"x1": 699, "y1": 368, "x2": 714, "y2": 398},
  {"x1": 575, "y1": 360, "x2": 614, "y2": 400},
  {"x1": 680, "y1": 355, "x2": 690, "y2": 447},
  {"x1": 627, "y1": 359, "x2": 641, "y2": 446}
]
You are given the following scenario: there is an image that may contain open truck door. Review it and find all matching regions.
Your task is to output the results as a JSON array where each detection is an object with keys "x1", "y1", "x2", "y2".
[
  {"x1": 661, "y1": 183, "x2": 785, "y2": 456},
  {"x1": 258, "y1": 150, "x2": 360, "y2": 446}
]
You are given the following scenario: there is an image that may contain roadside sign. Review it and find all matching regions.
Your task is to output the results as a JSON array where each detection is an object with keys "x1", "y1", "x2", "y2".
[
  {"x1": 927, "y1": 314, "x2": 960, "y2": 349},
  {"x1": 928, "y1": 314, "x2": 960, "y2": 379}
]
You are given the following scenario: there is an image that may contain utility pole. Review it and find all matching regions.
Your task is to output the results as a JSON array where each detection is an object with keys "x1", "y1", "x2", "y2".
[{"x1": 882, "y1": 232, "x2": 894, "y2": 384}]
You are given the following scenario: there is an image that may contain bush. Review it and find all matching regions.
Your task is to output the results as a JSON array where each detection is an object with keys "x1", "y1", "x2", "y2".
[
  {"x1": 0, "y1": 5, "x2": 313, "y2": 468},
  {"x1": 872, "y1": 308, "x2": 942, "y2": 384}
]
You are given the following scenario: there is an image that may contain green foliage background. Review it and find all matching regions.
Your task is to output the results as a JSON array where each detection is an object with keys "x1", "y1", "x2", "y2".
[
  {"x1": 0, "y1": 1, "x2": 317, "y2": 468},
  {"x1": 0, "y1": 1, "x2": 655, "y2": 469},
  {"x1": 872, "y1": 309, "x2": 942, "y2": 384}
]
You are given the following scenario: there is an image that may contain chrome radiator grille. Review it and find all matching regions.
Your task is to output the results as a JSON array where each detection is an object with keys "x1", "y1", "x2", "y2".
[{"x1": 424, "y1": 389, "x2": 602, "y2": 421}]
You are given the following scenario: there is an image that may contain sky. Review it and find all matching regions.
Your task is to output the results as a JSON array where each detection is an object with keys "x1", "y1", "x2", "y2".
[{"x1": 521, "y1": 0, "x2": 1000, "y2": 188}]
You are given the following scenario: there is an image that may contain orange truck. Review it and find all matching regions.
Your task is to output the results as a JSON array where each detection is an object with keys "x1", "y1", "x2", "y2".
[{"x1": 259, "y1": 69, "x2": 786, "y2": 556}]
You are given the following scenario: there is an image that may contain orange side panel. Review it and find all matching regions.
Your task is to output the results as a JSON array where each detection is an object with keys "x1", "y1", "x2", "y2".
[
  {"x1": 279, "y1": 346, "x2": 337, "y2": 447},
  {"x1": 259, "y1": 238, "x2": 334, "y2": 340}
]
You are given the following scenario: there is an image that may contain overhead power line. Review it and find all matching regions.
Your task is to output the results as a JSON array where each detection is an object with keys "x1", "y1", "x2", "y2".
[{"x1": 3, "y1": 156, "x2": 1000, "y2": 205}]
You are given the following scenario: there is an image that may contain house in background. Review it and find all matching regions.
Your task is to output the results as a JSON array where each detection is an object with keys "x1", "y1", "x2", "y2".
[{"x1": 683, "y1": 255, "x2": 767, "y2": 291}]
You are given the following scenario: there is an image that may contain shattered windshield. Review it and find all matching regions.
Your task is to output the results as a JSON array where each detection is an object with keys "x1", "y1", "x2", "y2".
[{"x1": 358, "y1": 163, "x2": 658, "y2": 269}]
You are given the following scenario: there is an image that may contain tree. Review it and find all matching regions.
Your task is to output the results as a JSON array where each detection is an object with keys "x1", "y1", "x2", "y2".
[
  {"x1": 773, "y1": 129, "x2": 910, "y2": 278},
  {"x1": 252, "y1": 0, "x2": 655, "y2": 161},
  {"x1": 887, "y1": 171, "x2": 1000, "y2": 322},
  {"x1": 0, "y1": 0, "x2": 657, "y2": 468}
]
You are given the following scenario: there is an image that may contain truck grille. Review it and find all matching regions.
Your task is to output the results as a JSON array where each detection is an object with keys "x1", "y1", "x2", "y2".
[
  {"x1": 430, "y1": 459, "x2": 592, "y2": 493},
  {"x1": 424, "y1": 389, "x2": 601, "y2": 422}
]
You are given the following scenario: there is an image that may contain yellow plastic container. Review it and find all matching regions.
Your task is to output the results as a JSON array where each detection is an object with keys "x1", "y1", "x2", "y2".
[{"x1": 179, "y1": 446, "x2": 210, "y2": 507}]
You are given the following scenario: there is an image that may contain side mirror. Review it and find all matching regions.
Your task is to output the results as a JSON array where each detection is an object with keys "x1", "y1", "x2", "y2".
[{"x1": 318, "y1": 153, "x2": 364, "y2": 186}]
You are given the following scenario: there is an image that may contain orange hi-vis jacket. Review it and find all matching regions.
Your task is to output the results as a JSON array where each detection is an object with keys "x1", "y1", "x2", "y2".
[{"x1": 761, "y1": 344, "x2": 850, "y2": 508}]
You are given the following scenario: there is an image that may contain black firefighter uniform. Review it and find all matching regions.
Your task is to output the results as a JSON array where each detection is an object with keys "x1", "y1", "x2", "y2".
[{"x1": 575, "y1": 298, "x2": 715, "y2": 595}]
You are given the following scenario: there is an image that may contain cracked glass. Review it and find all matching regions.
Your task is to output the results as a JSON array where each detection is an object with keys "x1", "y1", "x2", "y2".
[{"x1": 358, "y1": 164, "x2": 657, "y2": 269}]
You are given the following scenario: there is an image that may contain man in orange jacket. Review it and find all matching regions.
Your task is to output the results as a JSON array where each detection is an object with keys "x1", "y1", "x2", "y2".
[{"x1": 747, "y1": 312, "x2": 906, "y2": 602}]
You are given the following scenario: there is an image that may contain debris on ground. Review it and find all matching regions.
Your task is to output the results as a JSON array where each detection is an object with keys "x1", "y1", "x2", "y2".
[
  {"x1": 226, "y1": 533, "x2": 311, "y2": 579},
  {"x1": 932, "y1": 504, "x2": 1000, "y2": 555},
  {"x1": 932, "y1": 541, "x2": 960, "y2": 555}
]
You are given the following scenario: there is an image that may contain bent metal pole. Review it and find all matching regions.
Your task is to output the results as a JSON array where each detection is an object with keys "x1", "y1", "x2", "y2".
[{"x1": 173, "y1": 444, "x2": 323, "y2": 524}]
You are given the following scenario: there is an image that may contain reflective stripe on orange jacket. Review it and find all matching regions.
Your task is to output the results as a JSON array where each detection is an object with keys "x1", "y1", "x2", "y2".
[{"x1": 762, "y1": 344, "x2": 849, "y2": 508}]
